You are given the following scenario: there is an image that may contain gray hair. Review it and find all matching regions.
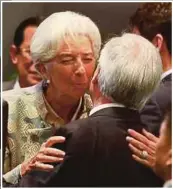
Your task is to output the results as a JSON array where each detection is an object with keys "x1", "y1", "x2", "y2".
[
  {"x1": 30, "y1": 11, "x2": 101, "y2": 63},
  {"x1": 98, "y1": 33, "x2": 162, "y2": 110}
]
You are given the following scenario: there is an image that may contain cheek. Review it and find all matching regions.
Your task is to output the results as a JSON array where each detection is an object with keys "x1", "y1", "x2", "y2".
[
  {"x1": 18, "y1": 57, "x2": 32, "y2": 71},
  {"x1": 50, "y1": 65, "x2": 73, "y2": 84},
  {"x1": 85, "y1": 62, "x2": 96, "y2": 80},
  {"x1": 18, "y1": 63, "x2": 29, "y2": 73}
]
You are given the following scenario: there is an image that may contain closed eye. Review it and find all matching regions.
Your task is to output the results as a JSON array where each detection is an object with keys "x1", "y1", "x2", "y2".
[
  {"x1": 82, "y1": 56, "x2": 94, "y2": 63},
  {"x1": 60, "y1": 57, "x2": 75, "y2": 64}
]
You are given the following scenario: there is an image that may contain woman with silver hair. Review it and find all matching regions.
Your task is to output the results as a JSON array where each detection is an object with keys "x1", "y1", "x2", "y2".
[{"x1": 3, "y1": 11, "x2": 101, "y2": 185}]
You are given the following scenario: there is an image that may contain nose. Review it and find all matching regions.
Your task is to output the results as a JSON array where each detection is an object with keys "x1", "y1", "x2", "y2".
[{"x1": 74, "y1": 58, "x2": 86, "y2": 76}]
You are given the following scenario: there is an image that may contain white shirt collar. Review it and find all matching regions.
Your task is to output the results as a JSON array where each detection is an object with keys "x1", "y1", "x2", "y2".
[
  {"x1": 163, "y1": 179, "x2": 172, "y2": 187},
  {"x1": 89, "y1": 103, "x2": 125, "y2": 116},
  {"x1": 13, "y1": 78, "x2": 21, "y2": 89},
  {"x1": 161, "y1": 69, "x2": 172, "y2": 81}
]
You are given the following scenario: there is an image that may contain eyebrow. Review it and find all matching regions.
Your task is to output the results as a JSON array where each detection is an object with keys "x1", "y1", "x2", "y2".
[
  {"x1": 20, "y1": 46, "x2": 30, "y2": 50},
  {"x1": 59, "y1": 52, "x2": 94, "y2": 56}
]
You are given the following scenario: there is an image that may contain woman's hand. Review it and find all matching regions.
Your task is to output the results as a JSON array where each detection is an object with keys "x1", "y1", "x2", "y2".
[
  {"x1": 21, "y1": 136, "x2": 66, "y2": 176},
  {"x1": 126, "y1": 128, "x2": 158, "y2": 169}
]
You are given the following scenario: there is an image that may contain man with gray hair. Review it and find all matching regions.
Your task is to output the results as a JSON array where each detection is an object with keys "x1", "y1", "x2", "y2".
[{"x1": 19, "y1": 33, "x2": 163, "y2": 187}]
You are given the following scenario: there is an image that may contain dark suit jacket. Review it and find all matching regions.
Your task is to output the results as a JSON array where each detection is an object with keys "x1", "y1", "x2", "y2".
[
  {"x1": 18, "y1": 107, "x2": 162, "y2": 187},
  {"x1": 140, "y1": 73, "x2": 172, "y2": 136},
  {"x1": 2, "y1": 100, "x2": 8, "y2": 162}
]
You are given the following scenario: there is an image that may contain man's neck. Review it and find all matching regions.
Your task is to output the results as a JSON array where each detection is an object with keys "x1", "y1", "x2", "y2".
[
  {"x1": 18, "y1": 78, "x2": 31, "y2": 88},
  {"x1": 92, "y1": 95, "x2": 112, "y2": 108},
  {"x1": 161, "y1": 50, "x2": 172, "y2": 73}
]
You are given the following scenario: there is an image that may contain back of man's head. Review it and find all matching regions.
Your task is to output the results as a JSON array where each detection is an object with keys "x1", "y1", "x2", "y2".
[
  {"x1": 129, "y1": 3, "x2": 172, "y2": 55},
  {"x1": 98, "y1": 33, "x2": 162, "y2": 110}
]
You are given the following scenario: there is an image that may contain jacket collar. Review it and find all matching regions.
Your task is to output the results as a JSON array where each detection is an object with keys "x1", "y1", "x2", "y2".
[{"x1": 90, "y1": 106, "x2": 140, "y2": 121}]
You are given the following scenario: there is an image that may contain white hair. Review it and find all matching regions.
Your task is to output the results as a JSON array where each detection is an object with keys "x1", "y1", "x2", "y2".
[
  {"x1": 30, "y1": 11, "x2": 101, "y2": 63},
  {"x1": 98, "y1": 33, "x2": 162, "y2": 110}
]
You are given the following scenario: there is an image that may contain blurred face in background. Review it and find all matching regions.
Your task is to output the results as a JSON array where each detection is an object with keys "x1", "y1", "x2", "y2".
[
  {"x1": 10, "y1": 26, "x2": 42, "y2": 88},
  {"x1": 42, "y1": 35, "x2": 96, "y2": 100}
]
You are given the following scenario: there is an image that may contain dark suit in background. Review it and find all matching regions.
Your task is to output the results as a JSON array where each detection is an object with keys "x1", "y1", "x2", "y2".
[
  {"x1": 3, "y1": 100, "x2": 8, "y2": 165},
  {"x1": 140, "y1": 73, "x2": 172, "y2": 136},
  {"x1": 19, "y1": 107, "x2": 162, "y2": 187}
]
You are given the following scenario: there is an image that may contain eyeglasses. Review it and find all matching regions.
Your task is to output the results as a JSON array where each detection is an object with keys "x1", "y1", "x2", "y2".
[{"x1": 18, "y1": 47, "x2": 31, "y2": 59}]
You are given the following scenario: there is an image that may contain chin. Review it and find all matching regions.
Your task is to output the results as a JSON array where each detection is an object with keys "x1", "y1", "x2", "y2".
[{"x1": 74, "y1": 89, "x2": 87, "y2": 98}]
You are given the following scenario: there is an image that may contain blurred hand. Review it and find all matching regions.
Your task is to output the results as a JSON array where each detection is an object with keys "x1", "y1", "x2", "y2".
[
  {"x1": 21, "y1": 136, "x2": 66, "y2": 176},
  {"x1": 126, "y1": 128, "x2": 158, "y2": 169}
]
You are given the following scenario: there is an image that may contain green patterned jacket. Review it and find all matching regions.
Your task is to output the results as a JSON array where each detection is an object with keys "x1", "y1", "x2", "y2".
[{"x1": 3, "y1": 82, "x2": 92, "y2": 184}]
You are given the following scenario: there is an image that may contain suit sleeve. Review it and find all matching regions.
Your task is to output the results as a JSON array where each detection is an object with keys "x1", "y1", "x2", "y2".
[
  {"x1": 18, "y1": 120, "x2": 96, "y2": 187},
  {"x1": 140, "y1": 82, "x2": 171, "y2": 136}
]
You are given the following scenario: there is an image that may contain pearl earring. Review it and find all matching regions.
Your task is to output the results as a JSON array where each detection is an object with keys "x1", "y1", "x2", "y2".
[
  {"x1": 42, "y1": 79, "x2": 50, "y2": 89},
  {"x1": 46, "y1": 79, "x2": 50, "y2": 84}
]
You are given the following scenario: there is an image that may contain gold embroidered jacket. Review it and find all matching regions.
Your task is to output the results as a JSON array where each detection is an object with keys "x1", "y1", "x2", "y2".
[{"x1": 3, "y1": 82, "x2": 92, "y2": 184}]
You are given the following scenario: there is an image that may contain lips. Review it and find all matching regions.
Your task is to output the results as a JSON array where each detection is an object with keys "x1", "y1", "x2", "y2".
[
  {"x1": 74, "y1": 83, "x2": 87, "y2": 88},
  {"x1": 75, "y1": 83, "x2": 87, "y2": 86},
  {"x1": 75, "y1": 83, "x2": 87, "y2": 85}
]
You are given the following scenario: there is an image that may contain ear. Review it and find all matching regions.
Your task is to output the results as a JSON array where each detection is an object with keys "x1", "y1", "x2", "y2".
[
  {"x1": 35, "y1": 63, "x2": 48, "y2": 80},
  {"x1": 166, "y1": 149, "x2": 172, "y2": 166},
  {"x1": 152, "y1": 34, "x2": 164, "y2": 52},
  {"x1": 92, "y1": 66, "x2": 100, "y2": 85},
  {"x1": 10, "y1": 45, "x2": 18, "y2": 64}
]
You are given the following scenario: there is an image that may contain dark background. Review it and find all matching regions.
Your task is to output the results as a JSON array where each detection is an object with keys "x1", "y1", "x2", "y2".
[{"x1": 2, "y1": 2, "x2": 141, "y2": 81}]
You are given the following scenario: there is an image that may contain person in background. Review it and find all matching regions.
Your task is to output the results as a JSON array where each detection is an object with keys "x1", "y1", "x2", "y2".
[
  {"x1": 126, "y1": 104, "x2": 171, "y2": 187},
  {"x1": 2, "y1": 100, "x2": 8, "y2": 163},
  {"x1": 129, "y1": 2, "x2": 172, "y2": 136},
  {"x1": 3, "y1": 11, "x2": 101, "y2": 185},
  {"x1": 19, "y1": 33, "x2": 162, "y2": 187},
  {"x1": 155, "y1": 106, "x2": 172, "y2": 187},
  {"x1": 3, "y1": 16, "x2": 43, "y2": 91}
]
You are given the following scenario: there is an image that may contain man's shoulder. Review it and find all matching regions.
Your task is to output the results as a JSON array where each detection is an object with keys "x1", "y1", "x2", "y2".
[
  {"x1": 149, "y1": 80, "x2": 171, "y2": 105},
  {"x1": 65, "y1": 108, "x2": 128, "y2": 138},
  {"x1": 60, "y1": 116, "x2": 100, "y2": 143},
  {"x1": 2, "y1": 82, "x2": 42, "y2": 105},
  {"x1": 141, "y1": 81, "x2": 171, "y2": 115},
  {"x1": 2, "y1": 87, "x2": 22, "y2": 101},
  {"x1": 65, "y1": 117, "x2": 94, "y2": 134}
]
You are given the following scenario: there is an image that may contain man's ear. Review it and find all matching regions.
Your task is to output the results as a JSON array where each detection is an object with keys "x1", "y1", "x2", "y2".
[
  {"x1": 92, "y1": 66, "x2": 100, "y2": 85},
  {"x1": 10, "y1": 45, "x2": 18, "y2": 64},
  {"x1": 152, "y1": 34, "x2": 164, "y2": 52},
  {"x1": 166, "y1": 149, "x2": 172, "y2": 166}
]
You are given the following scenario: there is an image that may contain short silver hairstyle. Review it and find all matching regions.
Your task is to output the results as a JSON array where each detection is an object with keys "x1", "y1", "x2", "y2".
[
  {"x1": 98, "y1": 33, "x2": 162, "y2": 110},
  {"x1": 30, "y1": 11, "x2": 101, "y2": 63}
]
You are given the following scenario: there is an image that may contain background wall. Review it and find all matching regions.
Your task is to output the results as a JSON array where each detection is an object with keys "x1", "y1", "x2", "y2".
[{"x1": 2, "y1": 2, "x2": 141, "y2": 81}]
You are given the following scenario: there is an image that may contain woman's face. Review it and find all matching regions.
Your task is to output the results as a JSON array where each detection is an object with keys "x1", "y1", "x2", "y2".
[{"x1": 45, "y1": 35, "x2": 96, "y2": 99}]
